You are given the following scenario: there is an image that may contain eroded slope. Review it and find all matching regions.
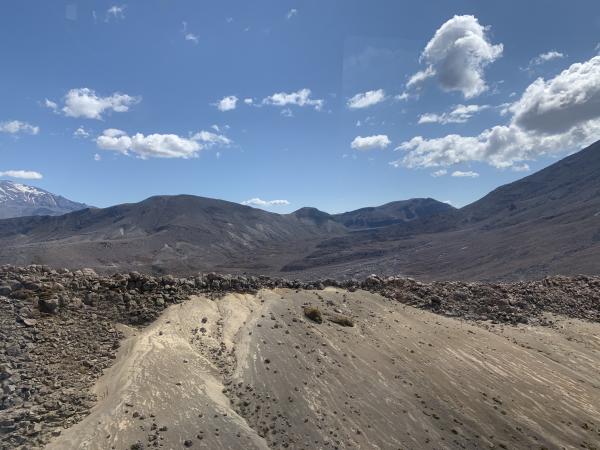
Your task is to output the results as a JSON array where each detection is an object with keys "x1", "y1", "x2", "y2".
[{"x1": 47, "y1": 289, "x2": 600, "y2": 450}]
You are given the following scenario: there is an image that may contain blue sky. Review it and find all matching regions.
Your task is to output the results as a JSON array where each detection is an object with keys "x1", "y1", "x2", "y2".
[{"x1": 1, "y1": 1, "x2": 600, "y2": 213}]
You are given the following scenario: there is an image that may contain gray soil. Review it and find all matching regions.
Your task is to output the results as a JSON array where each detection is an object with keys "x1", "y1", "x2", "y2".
[{"x1": 47, "y1": 289, "x2": 600, "y2": 450}]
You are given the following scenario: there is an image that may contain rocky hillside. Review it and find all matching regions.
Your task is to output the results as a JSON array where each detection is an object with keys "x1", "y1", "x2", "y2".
[
  {"x1": 332, "y1": 197, "x2": 454, "y2": 229},
  {"x1": 283, "y1": 140, "x2": 600, "y2": 280},
  {"x1": 1, "y1": 265, "x2": 599, "y2": 449},
  {"x1": 0, "y1": 180, "x2": 88, "y2": 219}
]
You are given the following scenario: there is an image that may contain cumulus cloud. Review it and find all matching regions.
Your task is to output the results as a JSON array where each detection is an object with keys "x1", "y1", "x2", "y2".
[
  {"x1": 407, "y1": 15, "x2": 503, "y2": 98},
  {"x1": 351, "y1": 135, "x2": 391, "y2": 150},
  {"x1": 393, "y1": 56, "x2": 600, "y2": 170},
  {"x1": 510, "y1": 56, "x2": 600, "y2": 134},
  {"x1": 94, "y1": 153, "x2": 102, "y2": 161},
  {"x1": 96, "y1": 128, "x2": 231, "y2": 159},
  {"x1": 431, "y1": 169, "x2": 447, "y2": 177},
  {"x1": 0, "y1": 170, "x2": 43, "y2": 180},
  {"x1": 451, "y1": 170, "x2": 479, "y2": 178},
  {"x1": 281, "y1": 108, "x2": 294, "y2": 118},
  {"x1": 243, "y1": 98, "x2": 254, "y2": 105},
  {"x1": 418, "y1": 104, "x2": 489, "y2": 124},
  {"x1": 262, "y1": 88, "x2": 323, "y2": 111},
  {"x1": 347, "y1": 89, "x2": 386, "y2": 109},
  {"x1": 0, "y1": 120, "x2": 39, "y2": 135},
  {"x1": 52, "y1": 88, "x2": 139, "y2": 119},
  {"x1": 242, "y1": 198, "x2": 290, "y2": 207},
  {"x1": 216, "y1": 95, "x2": 238, "y2": 112},
  {"x1": 286, "y1": 9, "x2": 298, "y2": 19}
]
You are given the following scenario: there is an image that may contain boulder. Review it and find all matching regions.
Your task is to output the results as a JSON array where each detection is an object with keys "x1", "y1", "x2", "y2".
[{"x1": 38, "y1": 298, "x2": 59, "y2": 314}]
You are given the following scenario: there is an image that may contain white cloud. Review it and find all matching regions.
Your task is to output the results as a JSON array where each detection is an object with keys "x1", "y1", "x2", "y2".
[
  {"x1": 106, "y1": 5, "x2": 125, "y2": 21},
  {"x1": 528, "y1": 51, "x2": 564, "y2": 68},
  {"x1": 185, "y1": 33, "x2": 199, "y2": 44},
  {"x1": 418, "y1": 104, "x2": 489, "y2": 124},
  {"x1": 44, "y1": 99, "x2": 58, "y2": 112},
  {"x1": 242, "y1": 198, "x2": 290, "y2": 207},
  {"x1": 431, "y1": 169, "x2": 447, "y2": 177},
  {"x1": 94, "y1": 153, "x2": 102, "y2": 161},
  {"x1": 0, "y1": 120, "x2": 39, "y2": 135},
  {"x1": 181, "y1": 22, "x2": 199, "y2": 44},
  {"x1": 395, "y1": 92, "x2": 410, "y2": 101},
  {"x1": 523, "y1": 51, "x2": 565, "y2": 73},
  {"x1": 351, "y1": 135, "x2": 391, "y2": 150},
  {"x1": 281, "y1": 108, "x2": 294, "y2": 117},
  {"x1": 451, "y1": 170, "x2": 479, "y2": 178},
  {"x1": 96, "y1": 128, "x2": 231, "y2": 159},
  {"x1": 243, "y1": 98, "x2": 254, "y2": 105},
  {"x1": 512, "y1": 163, "x2": 530, "y2": 172},
  {"x1": 510, "y1": 56, "x2": 600, "y2": 134},
  {"x1": 407, "y1": 66, "x2": 435, "y2": 89},
  {"x1": 190, "y1": 130, "x2": 232, "y2": 146},
  {"x1": 262, "y1": 88, "x2": 323, "y2": 111},
  {"x1": 407, "y1": 15, "x2": 503, "y2": 98},
  {"x1": 59, "y1": 88, "x2": 139, "y2": 119},
  {"x1": 394, "y1": 56, "x2": 600, "y2": 170},
  {"x1": 216, "y1": 95, "x2": 238, "y2": 112},
  {"x1": 347, "y1": 89, "x2": 386, "y2": 109},
  {"x1": 73, "y1": 126, "x2": 90, "y2": 138},
  {"x1": 286, "y1": 9, "x2": 298, "y2": 19},
  {"x1": 0, "y1": 170, "x2": 43, "y2": 180}
]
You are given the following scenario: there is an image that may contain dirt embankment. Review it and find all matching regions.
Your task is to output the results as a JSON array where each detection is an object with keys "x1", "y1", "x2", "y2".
[{"x1": 48, "y1": 289, "x2": 600, "y2": 450}]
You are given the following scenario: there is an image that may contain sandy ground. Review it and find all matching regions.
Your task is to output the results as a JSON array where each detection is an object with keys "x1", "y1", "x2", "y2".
[{"x1": 47, "y1": 289, "x2": 600, "y2": 449}]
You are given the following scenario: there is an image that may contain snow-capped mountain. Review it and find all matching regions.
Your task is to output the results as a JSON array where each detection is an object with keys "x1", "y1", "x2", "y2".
[{"x1": 0, "y1": 180, "x2": 88, "y2": 219}]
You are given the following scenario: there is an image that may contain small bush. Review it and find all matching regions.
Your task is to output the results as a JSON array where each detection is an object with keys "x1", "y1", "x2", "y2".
[
  {"x1": 328, "y1": 315, "x2": 354, "y2": 327},
  {"x1": 303, "y1": 306, "x2": 323, "y2": 323}
]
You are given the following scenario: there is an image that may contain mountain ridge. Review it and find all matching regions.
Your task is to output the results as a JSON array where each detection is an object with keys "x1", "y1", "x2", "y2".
[
  {"x1": 0, "y1": 140, "x2": 598, "y2": 280},
  {"x1": 0, "y1": 180, "x2": 89, "y2": 219}
]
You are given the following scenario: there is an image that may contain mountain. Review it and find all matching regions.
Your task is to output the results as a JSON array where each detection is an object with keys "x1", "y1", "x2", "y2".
[
  {"x1": 0, "y1": 180, "x2": 88, "y2": 219},
  {"x1": 0, "y1": 195, "x2": 346, "y2": 274},
  {"x1": 459, "y1": 141, "x2": 600, "y2": 227},
  {"x1": 0, "y1": 140, "x2": 598, "y2": 280},
  {"x1": 332, "y1": 198, "x2": 454, "y2": 229},
  {"x1": 282, "y1": 140, "x2": 600, "y2": 280}
]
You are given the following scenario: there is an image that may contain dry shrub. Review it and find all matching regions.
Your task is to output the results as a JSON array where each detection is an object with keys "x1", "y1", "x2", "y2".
[{"x1": 303, "y1": 306, "x2": 323, "y2": 323}]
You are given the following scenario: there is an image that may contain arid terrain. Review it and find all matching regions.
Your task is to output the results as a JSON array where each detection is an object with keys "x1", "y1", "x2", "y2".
[
  {"x1": 0, "y1": 141, "x2": 599, "y2": 282},
  {"x1": 1, "y1": 265, "x2": 599, "y2": 449}
]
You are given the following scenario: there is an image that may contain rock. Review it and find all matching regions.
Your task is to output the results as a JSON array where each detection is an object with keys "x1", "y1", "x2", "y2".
[
  {"x1": 0, "y1": 285, "x2": 12, "y2": 296},
  {"x1": 38, "y1": 298, "x2": 59, "y2": 314},
  {"x1": 81, "y1": 268, "x2": 97, "y2": 277},
  {"x1": 21, "y1": 318, "x2": 38, "y2": 327}
]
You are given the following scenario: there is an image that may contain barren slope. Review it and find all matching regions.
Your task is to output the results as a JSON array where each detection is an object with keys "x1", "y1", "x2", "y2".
[{"x1": 48, "y1": 289, "x2": 600, "y2": 450}]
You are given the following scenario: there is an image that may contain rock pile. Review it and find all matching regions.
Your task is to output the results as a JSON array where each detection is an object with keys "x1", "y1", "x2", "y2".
[
  {"x1": 0, "y1": 264, "x2": 599, "y2": 448},
  {"x1": 365, "y1": 274, "x2": 600, "y2": 325}
]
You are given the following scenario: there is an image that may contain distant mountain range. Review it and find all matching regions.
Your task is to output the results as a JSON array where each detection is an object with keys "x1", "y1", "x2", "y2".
[
  {"x1": 0, "y1": 140, "x2": 598, "y2": 281},
  {"x1": 0, "y1": 180, "x2": 88, "y2": 219}
]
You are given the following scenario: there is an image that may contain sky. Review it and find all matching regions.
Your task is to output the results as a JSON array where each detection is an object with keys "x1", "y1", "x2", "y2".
[{"x1": 1, "y1": 1, "x2": 600, "y2": 213}]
